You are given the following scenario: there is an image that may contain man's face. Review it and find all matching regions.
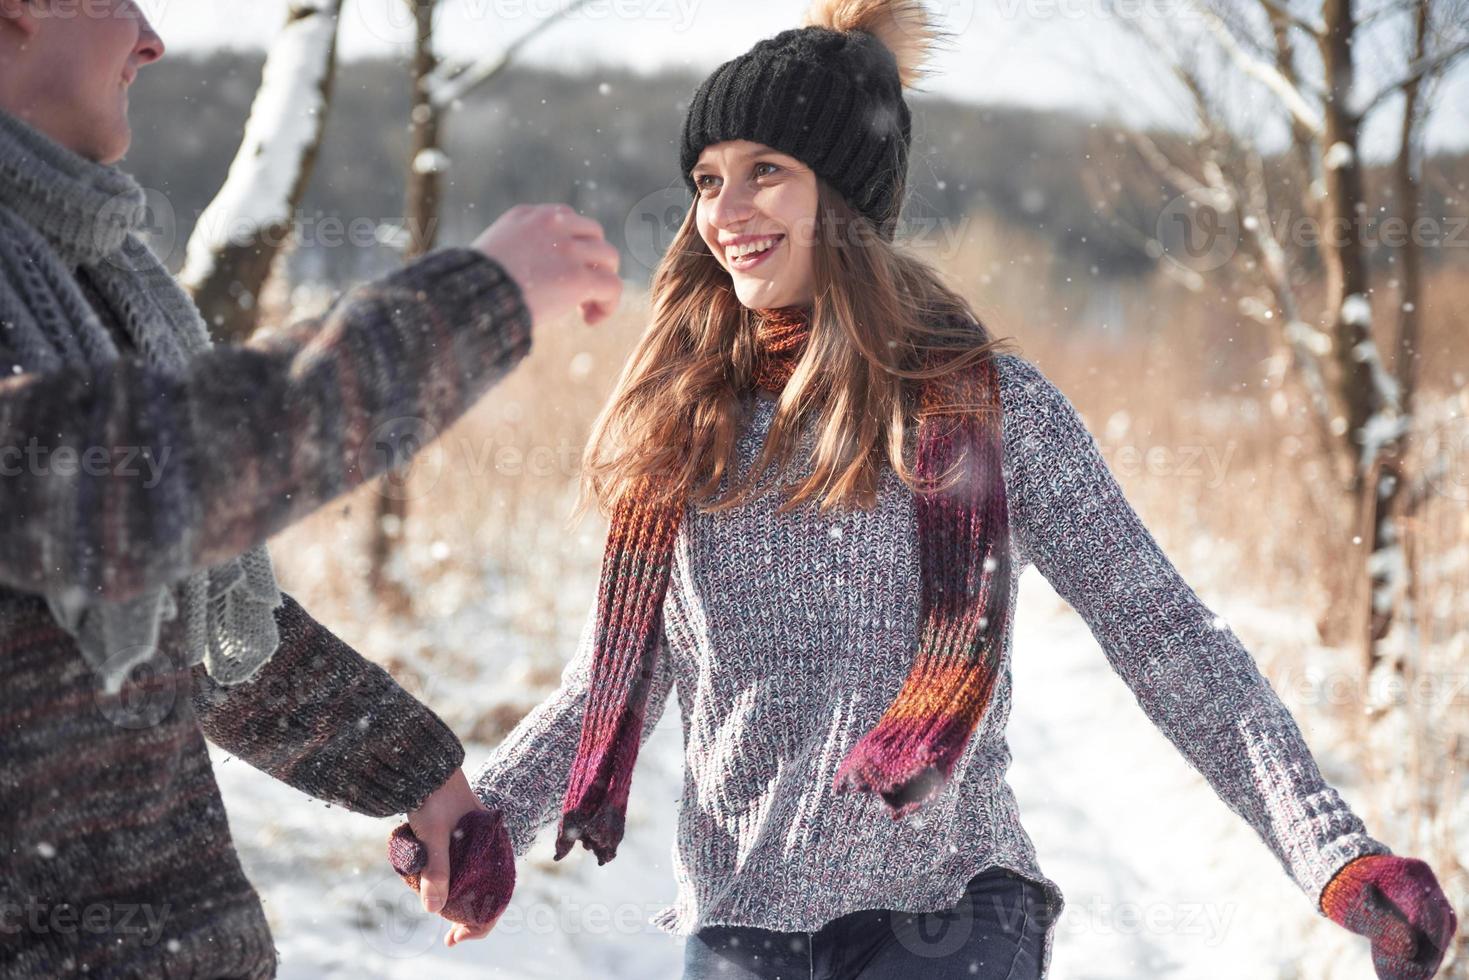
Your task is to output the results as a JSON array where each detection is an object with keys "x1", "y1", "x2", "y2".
[{"x1": 0, "y1": 0, "x2": 165, "y2": 163}]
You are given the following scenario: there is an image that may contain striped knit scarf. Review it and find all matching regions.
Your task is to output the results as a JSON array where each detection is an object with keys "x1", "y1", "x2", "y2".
[
  {"x1": 555, "y1": 306, "x2": 1013, "y2": 865},
  {"x1": 0, "y1": 108, "x2": 284, "y2": 695}
]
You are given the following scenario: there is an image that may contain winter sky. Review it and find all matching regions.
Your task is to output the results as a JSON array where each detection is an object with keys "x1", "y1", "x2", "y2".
[{"x1": 144, "y1": 0, "x2": 1467, "y2": 161}]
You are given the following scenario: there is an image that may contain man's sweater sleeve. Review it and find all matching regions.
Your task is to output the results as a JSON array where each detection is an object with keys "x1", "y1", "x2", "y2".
[
  {"x1": 993, "y1": 352, "x2": 1392, "y2": 914},
  {"x1": 0, "y1": 247, "x2": 531, "y2": 604},
  {"x1": 189, "y1": 591, "x2": 464, "y2": 818},
  {"x1": 469, "y1": 595, "x2": 678, "y2": 857}
]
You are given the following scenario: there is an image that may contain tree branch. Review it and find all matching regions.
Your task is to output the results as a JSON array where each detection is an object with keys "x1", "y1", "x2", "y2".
[
  {"x1": 429, "y1": 0, "x2": 595, "y2": 110},
  {"x1": 1355, "y1": 36, "x2": 1469, "y2": 116},
  {"x1": 1257, "y1": 0, "x2": 1326, "y2": 36},
  {"x1": 1187, "y1": 0, "x2": 1325, "y2": 135}
]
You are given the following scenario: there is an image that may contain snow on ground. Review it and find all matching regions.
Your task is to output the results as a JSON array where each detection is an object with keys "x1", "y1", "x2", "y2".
[{"x1": 212, "y1": 564, "x2": 1386, "y2": 978}]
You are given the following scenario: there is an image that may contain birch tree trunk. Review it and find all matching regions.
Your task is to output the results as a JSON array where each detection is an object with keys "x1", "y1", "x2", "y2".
[
  {"x1": 368, "y1": 0, "x2": 444, "y2": 609},
  {"x1": 180, "y1": 0, "x2": 344, "y2": 343}
]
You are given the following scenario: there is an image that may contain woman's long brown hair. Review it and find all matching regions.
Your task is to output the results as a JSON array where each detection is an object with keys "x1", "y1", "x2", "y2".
[{"x1": 579, "y1": 178, "x2": 1021, "y2": 517}]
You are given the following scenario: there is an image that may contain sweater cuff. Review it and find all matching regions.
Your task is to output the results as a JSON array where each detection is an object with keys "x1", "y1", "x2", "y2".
[
  {"x1": 469, "y1": 778, "x2": 544, "y2": 859},
  {"x1": 354, "y1": 701, "x2": 467, "y2": 816},
  {"x1": 1313, "y1": 836, "x2": 1395, "y2": 916}
]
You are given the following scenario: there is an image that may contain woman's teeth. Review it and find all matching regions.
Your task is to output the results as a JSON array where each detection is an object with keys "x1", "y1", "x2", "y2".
[{"x1": 728, "y1": 235, "x2": 783, "y2": 267}]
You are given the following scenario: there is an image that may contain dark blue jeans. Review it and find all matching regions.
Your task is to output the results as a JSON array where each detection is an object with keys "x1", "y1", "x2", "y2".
[{"x1": 681, "y1": 866, "x2": 1049, "y2": 980}]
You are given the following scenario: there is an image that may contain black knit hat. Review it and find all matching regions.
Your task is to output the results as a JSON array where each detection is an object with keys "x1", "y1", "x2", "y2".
[{"x1": 680, "y1": 1, "x2": 935, "y2": 241}]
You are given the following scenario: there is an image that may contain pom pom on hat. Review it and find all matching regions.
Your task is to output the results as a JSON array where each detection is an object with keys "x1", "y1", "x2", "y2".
[{"x1": 801, "y1": 0, "x2": 945, "y2": 89}]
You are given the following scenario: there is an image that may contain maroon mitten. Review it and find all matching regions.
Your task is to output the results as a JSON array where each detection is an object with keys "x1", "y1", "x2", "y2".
[
  {"x1": 1321, "y1": 854, "x2": 1458, "y2": 979},
  {"x1": 388, "y1": 808, "x2": 516, "y2": 927}
]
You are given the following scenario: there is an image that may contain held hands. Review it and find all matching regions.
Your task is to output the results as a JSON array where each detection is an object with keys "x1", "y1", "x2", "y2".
[
  {"x1": 1321, "y1": 854, "x2": 1458, "y2": 979},
  {"x1": 389, "y1": 769, "x2": 516, "y2": 948},
  {"x1": 472, "y1": 203, "x2": 622, "y2": 328}
]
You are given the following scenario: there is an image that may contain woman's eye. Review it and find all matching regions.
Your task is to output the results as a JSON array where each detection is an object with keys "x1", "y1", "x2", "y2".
[{"x1": 693, "y1": 163, "x2": 777, "y2": 192}]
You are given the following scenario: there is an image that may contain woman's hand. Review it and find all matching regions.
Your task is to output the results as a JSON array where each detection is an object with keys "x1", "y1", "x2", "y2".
[
  {"x1": 445, "y1": 916, "x2": 498, "y2": 947},
  {"x1": 388, "y1": 770, "x2": 516, "y2": 945},
  {"x1": 1321, "y1": 854, "x2": 1458, "y2": 979}
]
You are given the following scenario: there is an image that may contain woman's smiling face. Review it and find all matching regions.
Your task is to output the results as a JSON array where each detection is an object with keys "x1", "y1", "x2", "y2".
[{"x1": 692, "y1": 140, "x2": 818, "y2": 311}]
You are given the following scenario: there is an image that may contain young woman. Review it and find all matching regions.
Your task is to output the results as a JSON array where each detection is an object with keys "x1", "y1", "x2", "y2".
[{"x1": 390, "y1": 1, "x2": 1458, "y2": 976}]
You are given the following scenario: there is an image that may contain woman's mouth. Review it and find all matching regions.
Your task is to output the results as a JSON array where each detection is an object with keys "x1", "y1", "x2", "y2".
[{"x1": 727, "y1": 234, "x2": 784, "y2": 272}]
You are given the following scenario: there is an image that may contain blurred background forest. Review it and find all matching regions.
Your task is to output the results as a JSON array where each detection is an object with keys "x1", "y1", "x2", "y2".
[{"x1": 129, "y1": 1, "x2": 1469, "y2": 975}]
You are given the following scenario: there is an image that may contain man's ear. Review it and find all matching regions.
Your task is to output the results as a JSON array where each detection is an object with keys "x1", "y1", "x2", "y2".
[{"x1": 0, "y1": 0, "x2": 40, "y2": 40}]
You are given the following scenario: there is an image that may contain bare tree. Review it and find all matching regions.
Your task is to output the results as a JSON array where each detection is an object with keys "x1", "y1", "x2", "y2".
[
  {"x1": 1096, "y1": 0, "x2": 1469, "y2": 679},
  {"x1": 180, "y1": 0, "x2": 345, "y2": 343},
  {"x1": 367, "y1": 0, "x2": 594, "y2": 606}
]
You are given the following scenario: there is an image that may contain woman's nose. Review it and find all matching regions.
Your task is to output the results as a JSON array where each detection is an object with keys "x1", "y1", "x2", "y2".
[{"x1": 708, "y1": 182, "x2": 755, "y2": 230}]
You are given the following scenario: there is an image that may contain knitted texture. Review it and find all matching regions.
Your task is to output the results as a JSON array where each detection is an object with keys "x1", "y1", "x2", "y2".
[
  {"x1": 472, "y1": 351, "x2": 1397, "y2": 979},
  {"x1": 679, "y1": 24, "x2": 911, "y2": 238},
  {"x1": 0, "y1": 144, "x2": 534, "y2": 975},
  {"x1": 832, "y1": 332, "x2": 1012, "y2": 816},
  {"x1": 0, "y1": 161, "x2": 533, "y2": 606},
  {"x1": 1319, "y1": 854, "x2": 1458, "y2": 978},
  {"x1": 551, "y1": 307, "x2": 1012, "y2": 866},
  {"x1": 388, "y1": 810, "x2": 517, "y2": 927},
  {"x1": 0, "y1": 107, "x2": 282, "y2": 694},
  {"x1": 553, "y1": 484, "x2": 684, "y2": 862}
]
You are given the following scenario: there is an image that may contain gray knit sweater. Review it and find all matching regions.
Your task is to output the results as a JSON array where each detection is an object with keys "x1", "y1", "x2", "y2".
[
  {"x1": 471, "y1": 351, "x2": 1392, "y2": 977},
  {"x1": 0, "y1": 192, "x2": 532, "y2": 980}
]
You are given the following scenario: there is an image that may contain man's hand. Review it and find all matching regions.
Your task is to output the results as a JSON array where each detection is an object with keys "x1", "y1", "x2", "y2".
[
  {"x1": 388, "y1": 770, "x2": 516, "y2": 945},
  {"x1": 401, "y1": 768, "x2": 481, "y2": 915},
  {"x1": 473, "y1": 204, "x2": 622, "y2": 328}
]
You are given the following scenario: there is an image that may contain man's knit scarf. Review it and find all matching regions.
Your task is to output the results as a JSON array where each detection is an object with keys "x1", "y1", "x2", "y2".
[
  {"x1": 555, "y1": 306, "x2": 1013, "y2": 864},
  {"x1": 0, "y1": 109, "x2": 283, "y2": 694}
]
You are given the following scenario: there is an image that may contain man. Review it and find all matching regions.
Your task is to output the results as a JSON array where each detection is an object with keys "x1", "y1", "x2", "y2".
[{"x1": 0, "y1": 1, "x2": 621, "y2": 975}]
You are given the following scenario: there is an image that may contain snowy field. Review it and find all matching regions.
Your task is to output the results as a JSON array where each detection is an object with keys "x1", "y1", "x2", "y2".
[{"x1": 213, "y1": 563, "x2": 1393, "y2": 979}]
